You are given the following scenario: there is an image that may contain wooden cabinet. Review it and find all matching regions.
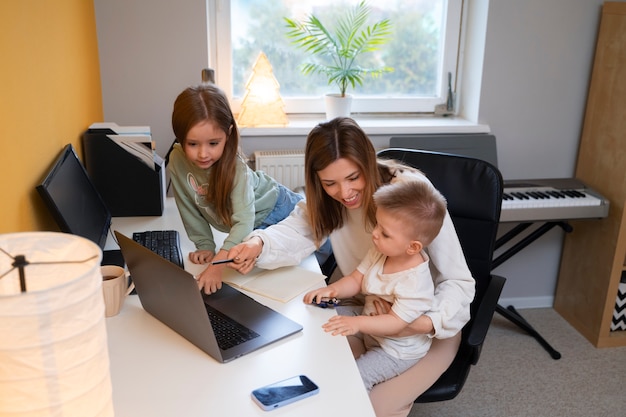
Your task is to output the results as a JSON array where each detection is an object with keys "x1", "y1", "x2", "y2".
[{"x1": 554, "y1": 2, "x2": 626, "y2": 348}]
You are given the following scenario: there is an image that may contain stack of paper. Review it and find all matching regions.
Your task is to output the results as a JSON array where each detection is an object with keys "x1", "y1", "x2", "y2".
[{"x1": 89, "y1": 122, "x2": 157, "y2": 170}]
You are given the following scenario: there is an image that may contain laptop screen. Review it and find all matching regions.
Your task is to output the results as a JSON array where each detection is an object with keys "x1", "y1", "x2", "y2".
[{"x1": 36, "y1": 144, "x2": 111, "y2": 249}]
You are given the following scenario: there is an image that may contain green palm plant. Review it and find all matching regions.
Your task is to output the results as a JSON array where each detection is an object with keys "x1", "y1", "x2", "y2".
[{"x1": 284, "y1": 1, "x2": 393, "y2": 98}]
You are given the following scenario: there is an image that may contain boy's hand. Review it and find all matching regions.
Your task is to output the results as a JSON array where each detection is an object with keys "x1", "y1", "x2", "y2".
[
  {"x1": 322, "y1": 315, "x2": 360, "y2": 336},
  {"x1": 303, "y1": 288, "x2": 337, "y2": 305}
]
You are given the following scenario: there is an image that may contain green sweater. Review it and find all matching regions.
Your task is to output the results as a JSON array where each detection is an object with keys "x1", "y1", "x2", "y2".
[{"x1": 167, "y1": 144, "x2": 279, "y2": 252}]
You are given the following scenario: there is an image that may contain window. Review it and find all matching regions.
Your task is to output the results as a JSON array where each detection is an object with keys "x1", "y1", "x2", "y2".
[{"x1": 210, "y1": 0, "x2": 464, "y2": 116}]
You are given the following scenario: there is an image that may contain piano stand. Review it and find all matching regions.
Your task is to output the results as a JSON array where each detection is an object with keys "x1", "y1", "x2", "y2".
[
  {"x1": 495, "y1": 305, "x2": 562, "y2": 359},
  {"x1": 492, "y1": 221, "x2": 573, "y2": 360}
]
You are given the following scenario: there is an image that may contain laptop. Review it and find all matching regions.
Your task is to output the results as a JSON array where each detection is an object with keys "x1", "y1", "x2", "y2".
[{"x1": 115, "y1": 230, "x2": 303, "y2": 363}]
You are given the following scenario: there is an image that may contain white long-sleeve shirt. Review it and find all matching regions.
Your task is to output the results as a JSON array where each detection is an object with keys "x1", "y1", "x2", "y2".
[{"x1": 246, "y1": 168, "x2": 475, "y2": 338}]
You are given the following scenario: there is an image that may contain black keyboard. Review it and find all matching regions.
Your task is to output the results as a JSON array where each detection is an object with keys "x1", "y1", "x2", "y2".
[
  {"x1": 205, "y1": 304, "x2": 260, "y2": 350},
  {"x1": 132, "y1": 230, "x2": 184, "y2": 268}
]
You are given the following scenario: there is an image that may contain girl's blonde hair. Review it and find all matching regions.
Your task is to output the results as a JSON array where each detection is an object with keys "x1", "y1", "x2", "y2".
[{"x1": 171, "y1": 84, "x2": 242, "y2": 227}]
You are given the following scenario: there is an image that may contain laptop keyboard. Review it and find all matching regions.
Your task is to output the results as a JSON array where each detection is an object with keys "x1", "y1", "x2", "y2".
[
  {"x1": 132, "y1": 230, "x2": 184, "y2": 268},
  {"x1": 205, "y1": 304, "x2": 260, "y2": 350}
]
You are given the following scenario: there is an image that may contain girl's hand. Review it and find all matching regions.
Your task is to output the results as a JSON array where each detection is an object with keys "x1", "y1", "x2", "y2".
[
  {"x1": 189, "y1": 250, "x2": 215, "y2": 265},
  {"x1": 227, "y1": 237, "x2": 263, "y2": 274},
  {"x1": 195, "y1": 266, "x2": 223, "y2": 294}
]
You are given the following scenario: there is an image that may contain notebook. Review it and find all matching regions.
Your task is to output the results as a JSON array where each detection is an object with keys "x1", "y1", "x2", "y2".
[
  {"x1": 115, "y1": 231, "x2": 303, "y2": 363},
  {"x1": 222, "y1": 266, "x2": 326, "y2": 303}
]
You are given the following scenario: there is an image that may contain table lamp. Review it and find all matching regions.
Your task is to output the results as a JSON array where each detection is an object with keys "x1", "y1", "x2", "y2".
[
  {"x1": 0, "y1": 232, "x2": 114, "y2": 417},
  {"x1": 237, "y1": 52, "x2": 288, "y2": 127}
]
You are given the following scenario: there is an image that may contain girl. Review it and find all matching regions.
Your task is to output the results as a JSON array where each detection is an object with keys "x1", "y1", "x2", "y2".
[{"x1": 167, "y1": 83, "x2": 303, "y2": 294}]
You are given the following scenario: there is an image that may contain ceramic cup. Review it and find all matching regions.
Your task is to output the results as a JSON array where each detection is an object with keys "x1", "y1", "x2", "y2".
[{"x1": 101, "y1": 265, "x2": 134, "y2": 317}]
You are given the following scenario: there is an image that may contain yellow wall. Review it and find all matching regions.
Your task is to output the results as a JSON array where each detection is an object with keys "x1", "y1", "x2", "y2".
[{"x1": 0, "y1": 0, "x2": 103, "y2": 233}]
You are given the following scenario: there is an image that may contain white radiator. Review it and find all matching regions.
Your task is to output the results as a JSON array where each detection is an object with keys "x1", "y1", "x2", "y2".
[{"x1": 254, "y1": 150, "x2": 306, "y2": 191}]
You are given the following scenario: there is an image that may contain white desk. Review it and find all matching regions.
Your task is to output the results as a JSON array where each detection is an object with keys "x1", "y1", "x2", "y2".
[{"x1": 104, "y1": 198, "x2": 375, "y2": 417}]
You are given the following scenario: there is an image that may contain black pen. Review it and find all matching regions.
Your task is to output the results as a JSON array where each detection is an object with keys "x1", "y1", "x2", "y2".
[{"x1": 208, "y1": 258, "x2": 236, "y2": 265}]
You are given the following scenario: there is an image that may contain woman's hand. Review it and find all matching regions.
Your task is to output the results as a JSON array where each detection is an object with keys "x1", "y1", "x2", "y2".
[
  {"x1": 366, "y1": 295, "x2": 392, "y2": 315},
  {"x1": 188, "y1": 250, "x2": 215, "y2": 265},
  {"x1": 226, "y1": 236, "x2": 263, "y2": 274},
  {"x1": 367, "y1": 297, "x2": 435, "y2": 336}
]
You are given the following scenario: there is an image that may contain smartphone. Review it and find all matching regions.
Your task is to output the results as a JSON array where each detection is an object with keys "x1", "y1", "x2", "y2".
[{"x1": 251, "y1": 375, "x2": 319, "y2": 411}]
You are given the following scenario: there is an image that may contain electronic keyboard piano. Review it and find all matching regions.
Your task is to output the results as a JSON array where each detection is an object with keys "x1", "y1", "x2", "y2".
[
  {"x1": 500, "y1": 178, "x2": 609, "y2": 223},
  {"x1": 495, "y1": 178, "x2": 609, "y2": 360}
]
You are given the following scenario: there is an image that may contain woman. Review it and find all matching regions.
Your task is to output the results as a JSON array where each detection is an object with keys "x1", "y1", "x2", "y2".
[{"x1": 227, "y1": 117, "x2": 475, "y2": 417}]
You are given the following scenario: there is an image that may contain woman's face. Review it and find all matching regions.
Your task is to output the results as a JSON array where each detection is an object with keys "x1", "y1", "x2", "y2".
[
  {"x1": 317, "y1": 158, "x2": 366, "y2": 209},
  {"x1": 182, "y1": 120, "x2": 228, "y2": 170}
]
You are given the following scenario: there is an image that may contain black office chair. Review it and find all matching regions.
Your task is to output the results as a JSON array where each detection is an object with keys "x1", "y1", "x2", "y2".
[{"x1": 375, "y1": 148, "x2": 506, "y2": 402}]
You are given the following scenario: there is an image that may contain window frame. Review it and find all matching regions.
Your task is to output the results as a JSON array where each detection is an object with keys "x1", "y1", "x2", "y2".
[{"x1": 208, "y1": 0, "x2": 465, "y2": 116}]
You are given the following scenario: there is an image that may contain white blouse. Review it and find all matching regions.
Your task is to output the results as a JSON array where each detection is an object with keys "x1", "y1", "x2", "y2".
[{"x1": 246, "y1": 168, "x2": 475, "y2": 338}]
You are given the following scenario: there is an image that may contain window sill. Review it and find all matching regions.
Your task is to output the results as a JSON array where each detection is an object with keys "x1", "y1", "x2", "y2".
[{"x1": 238, "y1": 114, "x2": 490, "y2": 137}]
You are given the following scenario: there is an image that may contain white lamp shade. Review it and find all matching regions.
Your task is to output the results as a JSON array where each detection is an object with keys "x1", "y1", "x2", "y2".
[{"x1": 0, "y1": 232, "x2": 114, "y2": 417}]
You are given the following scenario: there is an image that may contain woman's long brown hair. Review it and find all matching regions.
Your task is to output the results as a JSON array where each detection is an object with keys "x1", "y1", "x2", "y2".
[
  {"x1": 304, "y1": 117, "x2": 397, "y2": 246},
  {"x1": 171, "y1": 84, "x2": 241, "y2": 227}
]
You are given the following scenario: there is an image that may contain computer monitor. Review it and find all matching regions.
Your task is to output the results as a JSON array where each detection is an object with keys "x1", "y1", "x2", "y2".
[{"x1": 36, "y1": 144, "x2": 112, "y2": 252}]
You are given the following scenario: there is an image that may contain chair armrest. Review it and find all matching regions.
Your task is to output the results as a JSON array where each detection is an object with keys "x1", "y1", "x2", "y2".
[{"x1": 467, "y1": 274, "x2": 506, "y2": 349}]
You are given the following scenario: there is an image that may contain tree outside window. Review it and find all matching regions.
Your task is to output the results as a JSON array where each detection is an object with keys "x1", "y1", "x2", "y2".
[{"x1": 215, "y1": 0, "x2": 459, "y2": 114}]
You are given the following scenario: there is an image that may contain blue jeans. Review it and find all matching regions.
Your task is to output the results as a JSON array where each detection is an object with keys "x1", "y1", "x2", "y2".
[{"x1": 257, "y1": 184, "x2": 303, "y2": 230}]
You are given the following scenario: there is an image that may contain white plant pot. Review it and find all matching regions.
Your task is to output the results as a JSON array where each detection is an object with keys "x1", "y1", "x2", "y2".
[{"x1": 324, "y1": 93, "x2": 353, "y2": 120}]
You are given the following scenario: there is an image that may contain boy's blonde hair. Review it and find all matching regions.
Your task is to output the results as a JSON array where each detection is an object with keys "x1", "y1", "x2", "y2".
[{"x1": 373, "y1": 181, "x2": 447, "y2": 247}]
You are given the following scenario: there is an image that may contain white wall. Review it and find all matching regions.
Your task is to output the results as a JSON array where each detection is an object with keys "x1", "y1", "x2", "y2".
[
  {"x1": 94, "y1": 0, "x2": 208, "y2": 157},
  {"x1": 479, "y1": 0, "x2": 616, "y2": 308},
  {"x1": 93, "y1": 0, "x2": 623, "y2": 307}
]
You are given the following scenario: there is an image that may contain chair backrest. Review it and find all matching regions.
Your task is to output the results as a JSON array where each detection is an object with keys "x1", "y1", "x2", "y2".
[
  {"x1": 377, "y1": 148, "x2": 502, "y2": 303},
  {"x1": 377, "y1": 148, "x2": 505, "y2": 402}
]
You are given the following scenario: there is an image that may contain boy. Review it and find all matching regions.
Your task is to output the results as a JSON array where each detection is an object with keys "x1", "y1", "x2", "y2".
[{"x1": 304, "y1": 180, "x2": 447, "y2": 391}]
